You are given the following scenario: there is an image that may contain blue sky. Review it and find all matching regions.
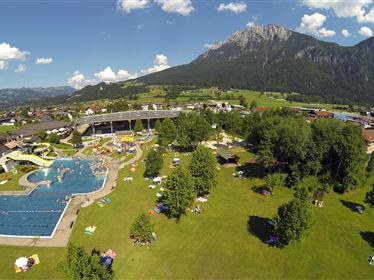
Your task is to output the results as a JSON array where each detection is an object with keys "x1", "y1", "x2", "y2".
[{"x1": 0, "y1": 0, "x2": 374, "y2": 89}]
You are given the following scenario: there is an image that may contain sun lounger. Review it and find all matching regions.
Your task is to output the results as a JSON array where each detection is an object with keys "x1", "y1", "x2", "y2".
[
  {"x1": 0, "y1": 180, "x2": 8, "y2": 185},
  {"x1": 197, "y1": 197, "x2": 208, "y2": 203},
  {"x1": 85, "y1": 225, "x2": 97, "y2": 235},
  {"x1": 156, "y1": 192, "x2": 163, "y2": 197},
  {"x1": 160, "y1": 187, "x2": 165, "y2": 191},
  {"x1": 149, "y1": 184, "x2": 157, "y2": 189}
]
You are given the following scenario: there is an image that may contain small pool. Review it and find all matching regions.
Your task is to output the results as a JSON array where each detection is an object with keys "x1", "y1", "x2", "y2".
[{"x1": 0, "y1": 158, "x2": 106, "y2": 238}]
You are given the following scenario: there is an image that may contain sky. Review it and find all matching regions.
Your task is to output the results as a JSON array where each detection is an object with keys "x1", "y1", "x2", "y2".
[{"x1": 0, "y1": 0, "x2": 374, "y2": 89}]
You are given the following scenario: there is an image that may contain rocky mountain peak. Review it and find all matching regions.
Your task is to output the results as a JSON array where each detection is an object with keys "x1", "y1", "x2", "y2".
[{"x1": 201, "y1": 24, "x2": 292, "y2": 59}]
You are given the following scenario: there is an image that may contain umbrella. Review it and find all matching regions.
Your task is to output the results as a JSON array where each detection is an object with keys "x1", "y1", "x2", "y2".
[
  {"x1": 15, "y1": 257, "x2": 28, "y2": 268},
  {"x1": 153, "y1": 177, "x2": 162, "y2": 183}
]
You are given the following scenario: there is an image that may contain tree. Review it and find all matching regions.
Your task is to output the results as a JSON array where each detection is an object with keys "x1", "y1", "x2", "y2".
[
  {"x1": 264, "y1": 172, "x2": 286, "y2": 194},
  {"x1": 148, "y1": 103, "x2": 154, "y2": 110},
  {"x1": 130, "y1": 211, "x2": 154, "y2": 243},
  {"x1": 48, "y1": 132, "x2": 59, "y2": 144},
  {"x1": 158, "y1": 118, "x2": 176, "y2": 147},
  {"x1": 144, "y1": 149, "x2": 163, "y2": 178},
  {"x1": 70, "y1": 130, "x2": 82, "y2": 147},
  {"x1": 176, "y1": 113, "x2": 211, "y2": 150},
  {"x1": 38, "y1": 129, "x2": 47, "y2": 141},
  {"x1": 57, "y1": 243, "x2": 113, "y2": 280},
  {"x1": 133, "y1": 103, "x2": 142, "y2": 110},
  {"x1": 239, "y1": 95, "x2": 248, "y2": 108},
  {"x1": 20, "y1": 108, "x2": 29, "y2": 118},
  {"x1": 212, "y1": 126, "x2": 223, "y2": 146},
  {"x1": 134, "y1": 119, "x2": 144, "y2": 134},
  {"x1": 274, "y1": 188, "x2": 314, "y2": 244},
  {"x1": 367, "y1": 154, "x2": 374, "y2": 181},
  {"x1": 163, "y1": 166, "x2": 195, "y2": 220},
  {"x1": 250, "y1": 100, "x2": 258, "y2": 112},
  {"x1": 365, "y1": 185, "x2": 374, "y2": 213},
  {"x1": 155, "y1": 119, "x2": 162, "y2": 133},
  {"x1": 189, "y1": 145, "x2": 217, "y2": 195}
]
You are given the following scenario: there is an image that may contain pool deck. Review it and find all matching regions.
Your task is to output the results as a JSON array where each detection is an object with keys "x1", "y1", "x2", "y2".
[{"x1": 0, "y1": 145, "x2": 142, "y2": 247}]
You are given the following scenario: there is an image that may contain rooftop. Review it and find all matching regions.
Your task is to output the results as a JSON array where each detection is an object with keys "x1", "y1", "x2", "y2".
[{"x1": 76, "y1": 110, "x2": 185, "y2": 124}]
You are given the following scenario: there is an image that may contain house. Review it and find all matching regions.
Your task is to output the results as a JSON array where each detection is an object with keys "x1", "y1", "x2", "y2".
[
  {"x1": 217, "y1": 149, "x2": 240, "y2": 165},
  {"x1": 309, "y1": 110, "x2": 334, "y2": 119},
  {"x1": 85, "y1": 108, "x2": 95, "y2": 115},
  {"x1": 362, "y1": 129, "x2": 374, "y2": 153}
]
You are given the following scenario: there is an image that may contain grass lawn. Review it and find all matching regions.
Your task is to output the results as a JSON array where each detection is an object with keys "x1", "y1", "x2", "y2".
[
  {"x1": 0, "y1": 147, "x2": 373, "y2": 279},
  {"x1": 0, "y1": 166, "x2": 37, "y2": 192},
  {"x1": 0, "y1": 125, "x2": 16, "y2": 135}
]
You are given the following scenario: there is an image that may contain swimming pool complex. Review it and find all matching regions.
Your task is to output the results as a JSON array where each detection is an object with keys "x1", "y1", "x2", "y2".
[{"x1": 0, "y1": 158, "x2": 106, "y2": 238}]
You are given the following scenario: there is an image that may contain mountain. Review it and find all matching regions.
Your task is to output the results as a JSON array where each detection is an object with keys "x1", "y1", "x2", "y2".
[
  {"x1": 38, "y1": 82, "x2": 149, "y2": 105},
  {"x1": 138, "y1": 24, "x2": 374, "y2": 104},
  {"x1": 0, "y1": 86, "x2": 75, "y2": 108}
]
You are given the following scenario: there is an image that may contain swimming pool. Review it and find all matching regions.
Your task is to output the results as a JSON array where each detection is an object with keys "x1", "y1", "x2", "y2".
[{"x1": 0, "y1": 158, "x2": 106, "y2": 238}]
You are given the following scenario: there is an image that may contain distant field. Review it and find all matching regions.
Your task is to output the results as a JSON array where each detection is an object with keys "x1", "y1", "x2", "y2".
[
  {"x1": 136, "y1": 87, "x2": 344, "y2": 111},
  {"x1": 0, "y1": 125, "x2": 16, "y2": 135}
]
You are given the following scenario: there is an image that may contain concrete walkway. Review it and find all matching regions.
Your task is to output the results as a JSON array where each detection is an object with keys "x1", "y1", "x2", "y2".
[{"x1": 0, "y1": 145, "x2": 143, "y2": 247}]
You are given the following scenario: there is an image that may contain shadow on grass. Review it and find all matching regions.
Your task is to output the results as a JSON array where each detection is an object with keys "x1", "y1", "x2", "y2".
[
  {"x1": 360, "y1": 231, "x2": 374, "y2": 248},
  {"x1": 251, "y1": 186, "x2": 271, "y2": 195},
  {"x1": 247, "y1": 216, "x2": 270, "y2": 243},
  {"x1": 340, "y1": 200, "x2": 364, "y2": 213},
  {"x1": 237, "y1": 162, "x2": 267, "y2": 179}
]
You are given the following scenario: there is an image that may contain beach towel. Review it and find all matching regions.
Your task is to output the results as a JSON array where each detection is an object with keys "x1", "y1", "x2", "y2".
[
  {"x1": 104, "y1": 197, "x2": 112, "y2": 203},
  {"x1": 29, "y1": 254, "x2": 40, "y2": 265}
]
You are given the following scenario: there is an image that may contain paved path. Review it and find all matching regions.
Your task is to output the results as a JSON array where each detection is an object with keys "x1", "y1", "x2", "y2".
[{"x1": 0, "y1": 145, "x2": 143, "y2": 247}]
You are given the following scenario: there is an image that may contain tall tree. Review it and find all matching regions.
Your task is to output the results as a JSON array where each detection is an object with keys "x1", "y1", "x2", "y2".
[
  {"x1": 38, "y1": 129, "x2": 47, "y2": 141},
  {"x1": 155, "y1": 119, "x2": 162, "y2": 133},
  {"x1": 365, "y1": 185, "x2": 374, "y2": 213},
  {"x1": 163, "y1": 166, "x2": 195, "y2": 220},
  {"x1": 274, "y1": 188, "x2": 314, "y2": 245},
  {"x1": 70, "y1": 130, "x2": 82, "y2": 147},
  {"x1": 134, "y1": 119, "x2": 144, "y2": 134},
  {"x1": 250, "y1": 100, "x2": 258, "y2": 112},
  {"x1": 189, "y1": 145, "x2": 217, "y2": 195},
  {"x1": 130, "y1": 211, "x2": 154, "y2": 243},
  {"x1": 158, "y1": 118, "x2": 176, "y2": 147},
  {"x1": 57, "y1": 243, "x2": 113, "y2": 280},
  {"x1": 367, "y1": 154, "x2": 374, "y2": 181},
  {"x1": 48, "y1": 132, "x2": 59, "y2": 144},
  {"x1": 144, "y1": 149, "x2": 163, "y2": 178}
]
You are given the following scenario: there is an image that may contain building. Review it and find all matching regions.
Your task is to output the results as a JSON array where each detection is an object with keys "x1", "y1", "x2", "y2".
[{"x1": 217, "y1": 149, "x2": 239, "y2": 165}]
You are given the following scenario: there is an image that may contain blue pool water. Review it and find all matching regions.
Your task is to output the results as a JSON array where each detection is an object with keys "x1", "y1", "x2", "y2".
[{"x1": 0, "y1": 158, "x2": 106, "y2": 237}]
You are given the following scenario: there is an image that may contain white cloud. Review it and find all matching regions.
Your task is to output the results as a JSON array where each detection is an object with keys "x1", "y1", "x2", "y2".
[
  {"x1": 341, "y1": 29, "x2": 352, "y2": 38},
  {"x1": 359, "y1": 26, "x2": 373, "y2": 37},
  {"x1": 296, "y1": 13, "x2": 336, "y2": 37},
  {"x1": 36, "y1": 57, "x2": 53, "y2": 64},
  {"x1": 117, "y1": 0, "x2": 149, "y2": 12},
  {"x1": 217, "y1": 2, "x2": 247, "y2": 13},
  {"x1": 302, "y1": 0, "x2": 374, "y2": 24},
  {"x1": 246, "y1": 21, "x2": 255, "y2": 27},
  {"x1": 0, "y1": 43, "x2": 29, "y2": 61},
  {"x1": 0, "y1": 61, "x2": 8, "y2": 70},
  {"x1": 15, "y1": 64, "x2": 27, "y2": 73},
  {"x1": 94, "y1": 67, "x2": 137, "y2": 83},
  {"x1": 141, "y1": 54, "x2": 170, "y2": 74},
  {"x1": 68, "y1": 71, "x2": 96, "y2": 89},
  {"x1": 155, "y1": 0, "x2": 194, "y2": 16}
]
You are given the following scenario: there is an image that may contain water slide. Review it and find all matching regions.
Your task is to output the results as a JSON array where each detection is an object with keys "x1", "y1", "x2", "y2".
[{"x1": 5, "y1": 151, "x2": 53, "y2": 167}]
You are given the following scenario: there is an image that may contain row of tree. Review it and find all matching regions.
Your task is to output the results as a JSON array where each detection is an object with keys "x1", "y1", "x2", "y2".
[{"x1": 243, "y1": 110, "x2": 367, "y2": 193}]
